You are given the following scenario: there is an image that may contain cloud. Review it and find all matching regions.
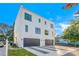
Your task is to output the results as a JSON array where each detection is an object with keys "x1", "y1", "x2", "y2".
[
  {"x1": 55, "y1": 27, "x2": 61, "y2": 31},
  {"x1": 55, "y1": 23, "x2": 70, "y2": 35},
  {"x1": 56, "y1": 16, "x2": 62, "y2": 21},
  {"x1": 55, "y1": 27, "x2": 63, "y2": 35},
  {"x1": 59, "y1": 23, "x2": 70, "y2": 31}
]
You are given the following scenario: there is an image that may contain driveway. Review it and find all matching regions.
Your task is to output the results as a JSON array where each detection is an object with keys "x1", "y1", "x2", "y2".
[
  {"x1": 24, "y1": 46, "x2": 58, "y2": 56},
  {"x1": 0, "y1": 46, "x2": 6, "y2": 56},
  {"x1": 24, "y1": 45, "x2": 79, "y2": 56}
]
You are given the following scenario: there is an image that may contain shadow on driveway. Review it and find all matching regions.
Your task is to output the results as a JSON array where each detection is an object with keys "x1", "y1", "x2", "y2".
[{"x1": 63, "y1": 52, "x2": 75, "y2": 56}]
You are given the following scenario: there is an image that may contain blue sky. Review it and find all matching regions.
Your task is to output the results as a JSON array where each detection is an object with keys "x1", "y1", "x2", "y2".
[{"x1": 0, "y1": 3, "x2": 79, "y2": 35}]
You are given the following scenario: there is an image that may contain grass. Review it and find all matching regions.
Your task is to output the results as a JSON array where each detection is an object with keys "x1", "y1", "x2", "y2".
[{"x1": 8, "y1": 48, "x2": 36, "y2": 56}]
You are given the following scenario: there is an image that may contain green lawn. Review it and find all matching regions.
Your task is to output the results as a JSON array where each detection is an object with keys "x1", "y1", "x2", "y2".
[{"x1": 8, "y1": 48, "x2": 36, "y2": 56}]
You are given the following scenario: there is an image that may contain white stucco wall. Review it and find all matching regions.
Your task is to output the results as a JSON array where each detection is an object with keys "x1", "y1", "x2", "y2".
[{"x1": 14, "y1": 5, "x2": 56, "y2": 47}]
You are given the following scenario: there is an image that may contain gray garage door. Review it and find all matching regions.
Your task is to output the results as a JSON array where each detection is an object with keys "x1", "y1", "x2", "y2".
[
  {"x1": 23, "y1": 38, "x2": 40, "y2": 47},
  {"x1": 45, "y1": 39, "x2": 53, "y2": 46}
]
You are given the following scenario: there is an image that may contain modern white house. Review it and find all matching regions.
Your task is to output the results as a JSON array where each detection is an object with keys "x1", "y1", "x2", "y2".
[{"x1": 14, "y1": 5, "x2": 56, "y2": 48}]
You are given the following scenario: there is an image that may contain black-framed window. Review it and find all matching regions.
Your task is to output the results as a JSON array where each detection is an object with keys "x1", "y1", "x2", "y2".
[
  {"x1": 45, "y1": 21, "x2": 47, "y2": 25},
  {"x1": 45, "y1": 30, "x2": 48, "y2": 35},
  {"x1": 35, "y1": 28, "x2": 41, "y2": 34},
  {"x1": 51, "y1": 24, "x2": 53, "y2": 28},
  {"x1": 25, "y1": 25, "x2": 28, "y2": 32},
  {"x1": 24, "y1": 13, "x2": 32, "y2": 21},
  {"x1": 38, "y1": 18, "x2": 41, "y2": 23}
]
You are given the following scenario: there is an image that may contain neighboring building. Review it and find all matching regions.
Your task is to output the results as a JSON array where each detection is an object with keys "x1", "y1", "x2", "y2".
[
  {"x1": 14, "y1": 5, "x2": 56, "y2": 48},
  {"x1": 74, "y1": 11, "x2": 79, "y2": 19}
]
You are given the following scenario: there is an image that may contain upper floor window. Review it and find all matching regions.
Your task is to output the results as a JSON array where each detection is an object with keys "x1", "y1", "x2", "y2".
[
  {"x1": 35, "y1": 27, "x2": 41, "y2": 34},
  {"x1": 25, "y1": 25, "x2": 28, "y2": 32},
  {"x1": 50, "y1": 24, "x2": 53, "y2": 28},
  {"x1": 45, "y1": 30, "x2": 48, "y2": 35},
  {"x1": 38, "y1": 18, "x2": 41, "y2": 23},
  {"x1": 45, "y1": 21, "x2": 47, "y2": 25},
  {"x1": 24, "y1": 13, "x2": 32, "y2": 21}
]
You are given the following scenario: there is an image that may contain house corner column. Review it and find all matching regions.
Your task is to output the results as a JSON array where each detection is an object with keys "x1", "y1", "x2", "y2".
[{"x1": 40, "y1": 39, "x2": 45, "y2": 47}]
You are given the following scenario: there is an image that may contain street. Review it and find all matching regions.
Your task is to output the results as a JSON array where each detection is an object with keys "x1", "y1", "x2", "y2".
[
  {"x1": 0, "y1": 46, "x2": 6, "y2": 56},
  {"x1": 63, "y1": 48, "x2": 79, "y2": 56},
  {"x1": 55, "y1": 45, "x2": 79, "y2": 56}
]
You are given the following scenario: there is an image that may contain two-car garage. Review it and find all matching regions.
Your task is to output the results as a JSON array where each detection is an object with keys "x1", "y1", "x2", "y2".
[
  {"x1": 23, "y1": 38, "x2": 40, "y2": 47},
  {"x1": 23, "y1": 38, "x2": 53, "y2": 47},
  {"x1": 45, "y1": 39, "x2": 53, "y2": 46}
]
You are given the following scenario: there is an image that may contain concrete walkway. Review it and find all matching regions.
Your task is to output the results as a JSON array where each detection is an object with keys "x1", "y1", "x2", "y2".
[{"x1": 0, "y1": 46, "x2": 6, "y2": 56}]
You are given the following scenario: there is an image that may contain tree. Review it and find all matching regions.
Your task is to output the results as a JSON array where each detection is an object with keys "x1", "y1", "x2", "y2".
[
  {"x1": 0, "y1": 23, "x2": 13, "y2": 41},
  {"x1": 62, "y1": 3, "x2": 79, "y2": 16},
  {"x1": 62, "y1": 19, "x2": 79, "y2": 46},
  {"x1": 7, "y1": 26, "x2": 14, "y2": 42},
  {"x1": 62, "y1": 3, "x2": 78, "y2": 9},
  {"x1": 0, "y1": 23, "x2": 9, "y2": 38},
  {"x1": 0, "y1": 23, "x2": 14, "y2": 55}
]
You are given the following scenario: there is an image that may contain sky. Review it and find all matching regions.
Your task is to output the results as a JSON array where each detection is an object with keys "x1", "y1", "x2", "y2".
[{"x1": 0, "y1": 3, "x2": 79, "y2": 35}]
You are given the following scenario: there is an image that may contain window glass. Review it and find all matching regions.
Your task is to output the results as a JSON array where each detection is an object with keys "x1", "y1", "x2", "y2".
[
  {"x1": 45, "y1": 30, "x2": 48, "y2": 35},
  {"x1": 45, "y1": 21, "x2": 47, "y2": 25},
  {"x1": 35, "y1": 28, "x2": 41, "y2": 34},
  {"x1": 39, "y1": 18, "x2": 41, "y2": 23},
  {"x1": 51, "y1": 24, "x2": 53, "y2": 28},
  {"x1": 24, "y1": 13, "x2": 32, "y2": 21},
  {"x1": 25, "y1": 25, "x2": 28, "y2": 32}
]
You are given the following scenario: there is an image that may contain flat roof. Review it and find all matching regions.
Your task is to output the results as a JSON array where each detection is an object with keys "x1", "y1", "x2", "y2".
[{"x1": 20, "y1": 5, "x2": 54, "y2": 24}]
